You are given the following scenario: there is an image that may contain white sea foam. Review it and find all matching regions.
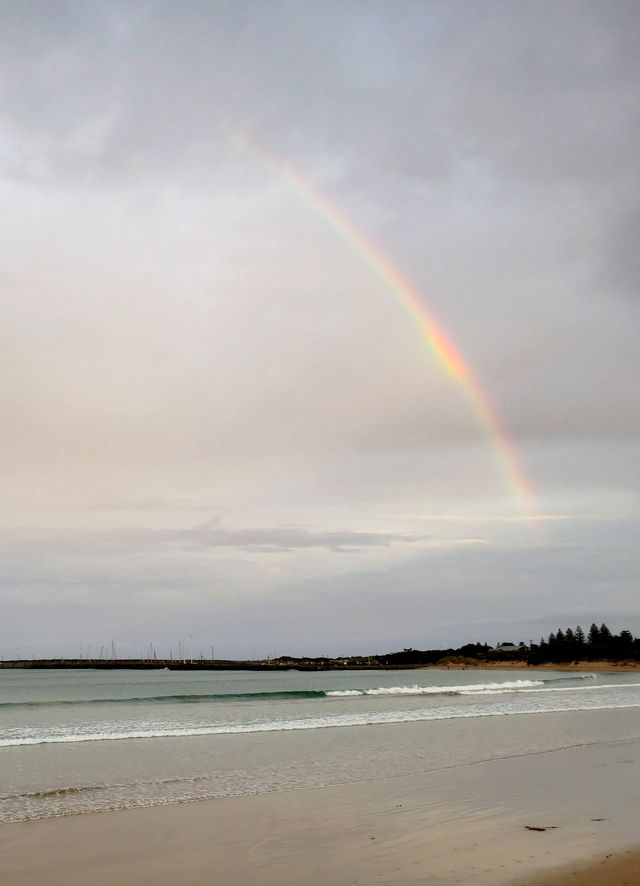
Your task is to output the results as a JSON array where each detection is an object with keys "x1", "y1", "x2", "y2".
[
  {"x1": 470, "y1": 681, "x2": 640, "y2": 695},
  {"x1": 327, "y1": 679, "x2": 545, "y2": 697},
  {"x1": 2, "y1": 699, "x2": 638, "y2": 747}
]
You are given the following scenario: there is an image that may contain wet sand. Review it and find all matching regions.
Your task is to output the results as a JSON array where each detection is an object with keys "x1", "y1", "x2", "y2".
[
  {"x1": 523, "y1": 848, "x2": 640, "y2": 885},
  {"x1": 1, "y1": 732, "x2": 639, "y2": 886}
]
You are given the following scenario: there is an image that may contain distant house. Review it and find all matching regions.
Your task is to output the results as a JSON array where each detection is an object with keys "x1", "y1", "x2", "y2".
[{"x1": 492, "y1": 642, "x2": 525, "y2": 654}]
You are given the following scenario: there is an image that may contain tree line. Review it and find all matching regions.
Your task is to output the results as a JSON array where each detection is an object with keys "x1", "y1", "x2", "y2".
[
  {"x1": 373, "y1": 624, "x2": 639, "y2": 666},
  {"x1": 527, "y1": 623, "x2": 638, "y2": 664}
]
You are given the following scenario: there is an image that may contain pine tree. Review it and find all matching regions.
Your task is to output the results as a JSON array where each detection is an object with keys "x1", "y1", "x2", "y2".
[
  {"x1": 575, "y1": 626, "x2": 585, "y2": 645},
  {"x1": 620, "y1": 630, "x2": 633, "y2": 648},
  {"x1": 588, "y1": 623, "x2": 600, "y2": 646}
]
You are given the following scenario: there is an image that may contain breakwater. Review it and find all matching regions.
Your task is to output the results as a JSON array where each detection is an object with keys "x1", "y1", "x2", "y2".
[{"x1": 0, "y1": 658, "x2": 385, "y2": 671}]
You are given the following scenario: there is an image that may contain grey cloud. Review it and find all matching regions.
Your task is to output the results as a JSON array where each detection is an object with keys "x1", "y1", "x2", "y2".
[
  {"x1": 599, "y1": 202, "x2": 640, "y2": 302},
  {"x1": 3, "y1": 1, "x2": 639, "y2": 318},
  {"x1": 2, "y1": 516, "x2": 638, "y2": 658},
  {"x1": 2, "y1": 2, "x2": 638, "y2": 187},
  {"x1": 1, "y1": 1, "x2": 639, "y2": 657},
  {"x1": 256, "y1": 532, "x2": 640, "y2": 654},
  {"x1": 436, "y1": 3, "x2": 640, "y2": 184},
  {"x1": 2, "y1": 522, "x2": 428, "y2": 554}
]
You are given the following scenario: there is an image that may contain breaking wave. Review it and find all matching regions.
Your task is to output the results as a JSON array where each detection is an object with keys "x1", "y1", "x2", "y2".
[
  {"x1": 1, "y1": 697, "x2": 637, "y2": 747},
  {"x1": 0, "y1": 674, "x2": 598, "y2": 709}
]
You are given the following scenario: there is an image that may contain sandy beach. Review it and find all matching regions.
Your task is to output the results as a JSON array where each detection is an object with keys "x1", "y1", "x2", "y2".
[
  {"x1": 428, "y1": 661, "x2": 640, "y2": 673},
  {"x1": 2, "y1": 718, "x2": 639, "y2": 886},
  {"x1": 526, "y1": 848, "x2": 640, "y2": 885}
]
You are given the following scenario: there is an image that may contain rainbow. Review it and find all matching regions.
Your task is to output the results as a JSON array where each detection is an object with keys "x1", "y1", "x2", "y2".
[{"x1": 228, "y1": 127, "x2": 535, "y2": 514}]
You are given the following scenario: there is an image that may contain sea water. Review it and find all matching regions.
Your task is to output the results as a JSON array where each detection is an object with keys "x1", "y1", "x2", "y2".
[{"x1": 1, "y1": 667, "x2": 639, "y2": 822}]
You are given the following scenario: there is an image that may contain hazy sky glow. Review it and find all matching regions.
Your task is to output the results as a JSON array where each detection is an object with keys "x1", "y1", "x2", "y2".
[{"x1": 1, "y1": 1, "x2": 639, "y2": 658}]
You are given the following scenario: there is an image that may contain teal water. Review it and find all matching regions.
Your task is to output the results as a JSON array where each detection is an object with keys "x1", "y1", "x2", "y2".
[{"x1": 1, "y1": 667, "x2": 638, "y2": 822}]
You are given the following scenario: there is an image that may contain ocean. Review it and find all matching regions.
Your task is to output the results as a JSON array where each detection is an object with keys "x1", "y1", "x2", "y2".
[{"x1": 1, "y1": 667, "x2": 639, "y2": 823}]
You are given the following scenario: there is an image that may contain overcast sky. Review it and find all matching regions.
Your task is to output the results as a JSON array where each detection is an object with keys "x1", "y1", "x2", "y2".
[{"x1": 1, "y1": 0, "x2": 639, "y2": 658}]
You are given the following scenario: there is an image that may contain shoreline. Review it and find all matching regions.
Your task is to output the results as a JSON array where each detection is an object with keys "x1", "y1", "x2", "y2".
[
  {"x1": 2, "y1": 713, "x2": 639, "y2": 885},
  {"x1": 4, "y1": 707, "x2": 640, "y2": 826}
]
